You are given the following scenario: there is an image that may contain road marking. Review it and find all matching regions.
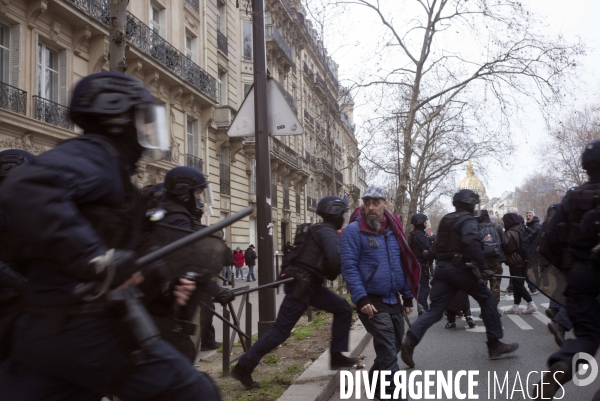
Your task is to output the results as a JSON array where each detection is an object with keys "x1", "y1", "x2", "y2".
[
  {"x1": 504, "y1": 314, "x2": 534, "y2": 330},
  {"x1": 541, "y1": 303, "x2": 550, "y2": 309},
  {"x1": 531, "y1": 311, "x2": 551, "y2": 325}
]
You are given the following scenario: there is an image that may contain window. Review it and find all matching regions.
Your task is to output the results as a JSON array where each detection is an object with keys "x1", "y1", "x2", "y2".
[
  {"x1": 185, "y1": 34, "x2": 195, "y2": 60},
  {"x1": 0, "y1": 24, "x2": 9, "y2": 84},
  {"x1": 150, "y1": 4, "x2": 166, "y2": 38},
  {"x1": 186, "y1": 116, "x2": 199, "y2": 157},
  {"x1": 242, "y1": 20, "x2": 252, "y2": 60},
  {"x1": 250, "y1": 157, "x2": 256, "y2": 195},
  {"x1": 37, "y1": 42, "x2": 58, "y2": 102},
  {"x1": 220, "y1": 147, "x2": 231, "y2": 195},
  {"x1": 243, "y1": 83, "x2": 252, "y2": 99},
  {"x1": 217, "y1": 5, "x2": 225, "y2": 33},
  {"x1": 218, "y1": 71, "x2": 227, "y2": 106}
]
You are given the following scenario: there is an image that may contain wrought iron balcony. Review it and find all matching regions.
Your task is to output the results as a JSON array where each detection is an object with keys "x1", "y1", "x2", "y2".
[
  {"x1": 33, "y1": 96, "x2": 73, "y2": 130},
  {"x1": 186, "y1": 154, "x2": 204, "y2": 171},
  {"x1": 185, "y1": 0, "x2": 200, "y2": 13},
  {"x1": 0, "y1": 81, "x2": 26, "y2": 115},
  {"x1": 65, "y1": 0, "x2": 216, "y2": 100},
  {"x1": 217, "y1": 30, "x2": 228, "y2": 55},
  {"x1": 273, "y1": 80, "x2": 297, "y2": 115},
  {"x1": 265, "y1": 25, "x2": 294, "y2": 63},
  {"x1": 351, "y1": 184, "x2": 360, "y2": 198},
  {"x1": 271, "y1": 137, "x2": 300, "y2": 170}
]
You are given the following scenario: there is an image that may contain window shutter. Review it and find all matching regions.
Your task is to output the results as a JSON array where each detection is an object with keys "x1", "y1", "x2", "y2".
[
  {"x1": 58, "y1": 49, "x2": 68, "y2": 105},
  {"x1": 9, "y1": 24, "x2": 21, "y2": 88}
]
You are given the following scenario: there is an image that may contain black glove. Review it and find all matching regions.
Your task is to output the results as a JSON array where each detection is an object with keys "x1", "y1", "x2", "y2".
[
  {"x1": 213, "y1": 287, "x2": 235, "y2": 305},
  {"x1": 480, "y1": 268, "x2": 495, "y2": 281}
]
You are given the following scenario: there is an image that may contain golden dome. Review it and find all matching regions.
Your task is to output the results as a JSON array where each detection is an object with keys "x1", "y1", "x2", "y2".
[{"x1": 458, "y1": 162, "x2": 487, "y2": 200}]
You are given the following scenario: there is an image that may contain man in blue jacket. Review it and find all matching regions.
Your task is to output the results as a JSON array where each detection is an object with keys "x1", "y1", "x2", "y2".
[{"x1": 341, "y1": 186, "x2": 417, "y2": 399}]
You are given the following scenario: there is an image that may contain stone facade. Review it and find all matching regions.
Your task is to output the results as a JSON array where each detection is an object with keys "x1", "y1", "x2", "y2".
[{"x1": 0, "y1": 0, "x2": 365, "y2": 253}]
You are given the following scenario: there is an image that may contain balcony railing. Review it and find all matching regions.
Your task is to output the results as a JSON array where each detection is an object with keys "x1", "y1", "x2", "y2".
[
  {"x1": 273, "y1": 80, "x2": 297, "y2": 115},
  {"x1": 186, "y1": 154, "x2": 204, "y2": 171},
  {"x1": 0, "y1": 81, "x2": 26, "y2": 115},
  {"x1": 185, "y1": 0, "x2": 200, "y2": 13},
  {"x1": 217, "y1": 30, "x2": 228, "y2": 55},
  {"x1": 265, "y1": 24, "x2": 294, "y2": 63},
  {"x1": 271, "y1": 137, "x2": 300, "y2": 170},
  {"x1": 305, "y1": 152, "x2": 317, "y2": 169},
  {"x1": 33, "y1": 96, "x2": 73, "y2": 130},
  {"x1": 220, "y1": 163, "x2": 231, "y2": 195},
  {"x1": 66, "y1": 0, "x2": 216, "y2": 100},
  {"x1": 351, "y1": 185, "x2": 360, "y2": 198}
]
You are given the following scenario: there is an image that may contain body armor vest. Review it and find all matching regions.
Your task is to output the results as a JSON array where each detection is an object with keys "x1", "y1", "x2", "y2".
[
  {"x1": 283, "y1": 223, "x2": 325, "y2": 275},
  {"x1": 566, "y1": 182, "x2": 600, "y2": 250},
  {"x1": 435, "y1": 211, "x2": 473, "y2": 255},
  {"x1": 409, "y1": 229, "x2": 427, "y2": 262}
]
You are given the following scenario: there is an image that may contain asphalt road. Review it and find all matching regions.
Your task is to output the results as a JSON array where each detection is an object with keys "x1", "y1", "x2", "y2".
[{"x1": 329, "y1": 268, "x2": 600, "y2": 401}]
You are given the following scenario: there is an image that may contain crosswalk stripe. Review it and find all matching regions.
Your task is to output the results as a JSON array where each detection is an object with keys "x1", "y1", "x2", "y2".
[
  {"x1": 531, "y1": 311, "x2": 551, "y2": 325},
  {"x1": 541, "y1": 303, "x2": 550, "y2": 309},
  {"x1": 504, "y1": 314, "x2": 534, "y2": 330}
]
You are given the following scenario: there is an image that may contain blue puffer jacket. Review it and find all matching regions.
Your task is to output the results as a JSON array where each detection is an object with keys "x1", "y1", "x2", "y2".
[{"x1": 340, "y1": 220, "x2": 412, "y2": 306}]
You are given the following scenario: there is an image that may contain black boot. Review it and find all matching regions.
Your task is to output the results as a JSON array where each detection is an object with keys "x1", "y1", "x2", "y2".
[
  {"x1": 231, "y1": 364, "x2": 260, "y2": 389},
  {"x1": 444, "y1": 321, "x2": 456, "y2": 330},
  {"x1": 545, "y1": 307, "x2": 559, "y2": 320},
  {"x1": 534, "y1": 361, "x2": 571, "y2": 400},
  {"x1": 465, "y1": 316, "x2": 476, "y2": 328},
  {"x1": 547, "y1": 322, "x2": 566, "y2": 347},
  {"x1": 487, "y1": 339, "x2": 519, "y2": 360},
  {"x1": 400, "y1": 332, "x2": 418, "y2": 368},
  {"x1": 330, "y1": 352, "x2": 359, "y2": 369}
]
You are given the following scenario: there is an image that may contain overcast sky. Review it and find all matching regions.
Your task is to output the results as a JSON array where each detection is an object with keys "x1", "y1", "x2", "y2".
[{"x1": 313, "y1": 0, "x2": 600, "y2": 202}]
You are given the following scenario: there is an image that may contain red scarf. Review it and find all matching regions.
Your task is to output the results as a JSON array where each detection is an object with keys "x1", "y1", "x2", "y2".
[{"x1": 350, "y1": 206, "x2": 420, "y2": 299}]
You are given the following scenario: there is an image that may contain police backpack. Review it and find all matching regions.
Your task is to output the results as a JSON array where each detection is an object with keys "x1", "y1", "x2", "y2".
[
  {"x1": 479, "y1": 223, "x2": 502, "y2": 258},
  {"x1": 281, "y1": 223, "x2": 327, "y2": 277}
]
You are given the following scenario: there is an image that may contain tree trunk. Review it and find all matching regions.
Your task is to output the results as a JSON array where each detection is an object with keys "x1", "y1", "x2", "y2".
[{"x1": 109, "y1": 0, "x2": 128, "y2": 73}]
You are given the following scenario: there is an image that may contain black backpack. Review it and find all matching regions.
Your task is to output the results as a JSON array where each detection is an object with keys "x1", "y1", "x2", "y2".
[
  {"x1": 479, "y1": 223, "x2": 502, "y2": 258},
  {"x1": 281, "y1": 223, "x2": 325, "y2": 275}
]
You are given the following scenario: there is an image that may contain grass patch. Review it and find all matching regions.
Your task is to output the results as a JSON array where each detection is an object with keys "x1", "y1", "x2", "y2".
[
  {"x1": 264, "y1": 354, "x2": 278, "y2": 365},
  {"x1": 291, "y1": 325, "x2": 313, "y2": 340},
  {"x1": 286, "y1": 364, "x2": 301, "y2": 374}
]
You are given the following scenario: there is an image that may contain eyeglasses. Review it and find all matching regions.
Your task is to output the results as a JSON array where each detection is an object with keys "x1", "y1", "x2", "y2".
[{"x1": 363, "y1": 199, "x2": 382, "y2": 207}]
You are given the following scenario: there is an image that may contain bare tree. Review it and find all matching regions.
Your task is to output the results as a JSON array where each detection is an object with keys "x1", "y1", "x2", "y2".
[
  {"x1": 544, "y1": 104, "x2": 600, "y2": 190},
  {"x1": 330, "y1": 0, "x2": 583, "y2": 220},
  {"x1": 515, "y1": 171, "x2": 563, "y2": 220},
  {"x1": 109, "y1": 0, "x2": 129, "y2": 72},
  {"x1": 424, "y1": 200, "x2": 450, "y2": 234}
]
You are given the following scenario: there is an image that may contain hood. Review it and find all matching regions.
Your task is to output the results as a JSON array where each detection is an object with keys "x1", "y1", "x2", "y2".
[
  {"x1": 502, "y1": 213, "x2": 521, "y2": 230},
  {"x1": 479, "y1": 209, "x2": 491, "y2": 223}
]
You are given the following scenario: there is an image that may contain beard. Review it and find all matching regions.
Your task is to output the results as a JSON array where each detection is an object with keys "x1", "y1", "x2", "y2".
[{"x1": 366, "y1": 214, "x2": 381, "y2": 233}]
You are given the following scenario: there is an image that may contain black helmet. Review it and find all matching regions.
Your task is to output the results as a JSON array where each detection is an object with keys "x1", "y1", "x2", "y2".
[
  {"x1": 452, "y1": 189, "x2": 480, "y2": 206},
  {"x1": 582, "y1": 139, "x2": 600, "y2": 173},
  {"x1": 70, "y1": 72, "x2": 154, "y2": 133},
  {"x1": 165, "y1": 166, "x2": 210, "y2": 217},
  {"x1": 0, "y1": 149, "x2": 33, "y2": 179},
  {"x1": 410, "y1": 213, "x2": 428, "y2": 226},
  {"x1": 317, "y1": 195, "x2": 348, "y2": 217}
]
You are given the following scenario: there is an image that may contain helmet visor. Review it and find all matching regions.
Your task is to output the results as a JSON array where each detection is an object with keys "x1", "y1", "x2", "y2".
[
  {"x1": 195, "y1": 183, "x2": 215, "y2": 215},
  {"x1": 135, "y1": 104, "x2": 169, "y2": 160}
]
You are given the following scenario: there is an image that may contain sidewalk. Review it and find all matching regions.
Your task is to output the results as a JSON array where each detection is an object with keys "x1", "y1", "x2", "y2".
[{"x1": 278, "y1": 320, "x2": 372, "y2": 401}]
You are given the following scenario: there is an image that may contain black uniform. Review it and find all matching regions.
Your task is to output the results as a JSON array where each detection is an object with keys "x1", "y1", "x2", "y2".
[
  {"x1": 233, "y1": 221, "x2": 353, "y2": 383},
  {"x1": 409, "y1": 228, "x2": 432, "y2": 313},
  {"x1": 546, "y1": 176, "x2": 600, "y2": 369},
  {"x1": 406, "y1": 211, "x2": 503, "y2": 342},
  {"x1": 0, "y1": 136, "x2": 218, "y2": 401}
]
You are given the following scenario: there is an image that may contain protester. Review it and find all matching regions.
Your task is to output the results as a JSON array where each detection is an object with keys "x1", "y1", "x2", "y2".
[
  {"x1": 244, "y1": 245, "x2": 257, "y2": 282},
  {"x1": 233, "y1": 247, "x2": 245, "y2": 280}
]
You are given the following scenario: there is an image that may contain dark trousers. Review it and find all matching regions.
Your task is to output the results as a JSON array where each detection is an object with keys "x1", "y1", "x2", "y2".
[
  {"x1": 509, "y1": 266, "x2": 532, "y2": 304},
  {"x1": 549, "y1": 260, "x2": 600, "y2": 368},
  {"x1": 359, "y1": 311, "x2": 406, "y2": 400},
  {"x1": 549, "y1": 299, "x2": 573, "y2": 331},
  {"x1": 200, "y1": 300, "x2": 218, "y2": 348},
  {"x1": 237, "y1": 281, "x2": 352, "y2": 373},
  {"x1": 417, "y1": 272, "x2": 431, "y2": 312},
  {"x1": 408, "y1": 262, "x2": 503, "y2": 342},
  {"x1": 0, "y1": 314, "x2": 220, "y2": 401}
]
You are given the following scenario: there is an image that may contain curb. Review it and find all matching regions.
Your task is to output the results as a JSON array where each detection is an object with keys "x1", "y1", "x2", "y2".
[{"x1": 278, "y1": 320, "x2": 372, "y2": 401}]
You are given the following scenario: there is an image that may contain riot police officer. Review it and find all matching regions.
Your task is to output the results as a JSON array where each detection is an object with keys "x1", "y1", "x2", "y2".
[
  {"x1": 401, "y1": 189, "x2": 519, "y2": 368},
  {"x1": 230, "y1": 196, "x2": 357, "y2": 389},
  {"x1": 150, "y1": 166, "x2": 234, "y2": 358},
  {"x1": 536, "y1": 140, "x2": 600, "y2": 399},
  {"x1": 409, "y1": 213, "x2": 432, "y2": 315},
  {"x1": 0, "y1": 72, "x2": 220, "y2": 400}
]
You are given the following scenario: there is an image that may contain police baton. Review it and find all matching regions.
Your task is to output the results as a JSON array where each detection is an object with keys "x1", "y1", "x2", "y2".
[{"x1": 74, "y1": 205, "x2": 255, "y2": 298}]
